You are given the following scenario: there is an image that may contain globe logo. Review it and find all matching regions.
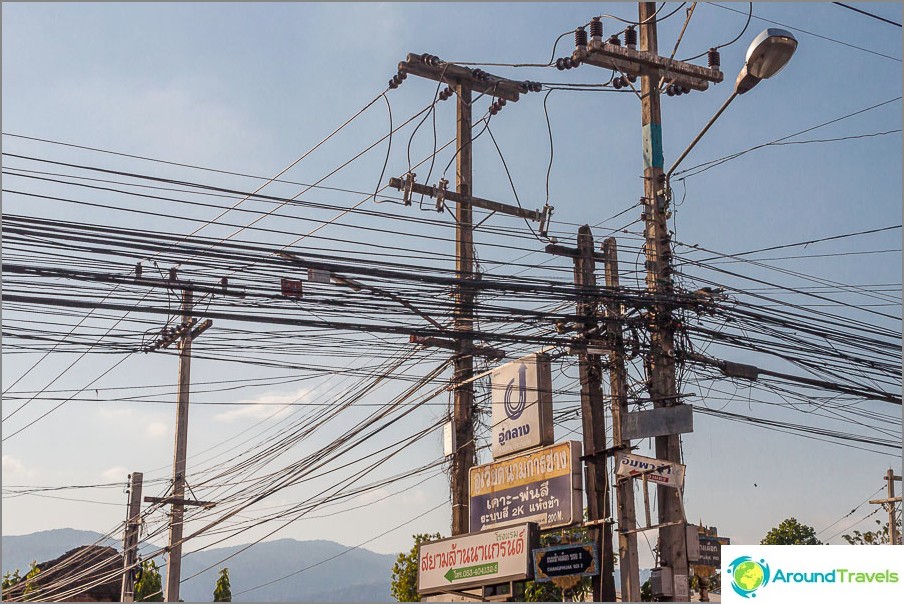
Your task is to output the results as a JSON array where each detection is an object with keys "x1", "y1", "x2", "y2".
[{"x1": 727, "y1": 556, "x2": 771, "y2": 598}]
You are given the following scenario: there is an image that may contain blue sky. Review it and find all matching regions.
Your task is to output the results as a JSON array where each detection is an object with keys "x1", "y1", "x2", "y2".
[{"x1": 2, "y1": 0, "x2": 901, "y2": 583}]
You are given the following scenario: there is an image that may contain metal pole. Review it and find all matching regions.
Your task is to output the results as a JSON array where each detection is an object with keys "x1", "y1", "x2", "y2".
[
  {"x1": 639, "y1": 2, "x2": 689, "y2": 600},
  {"x1": 121, "y1": 472, "x2": 143, "y2": 603},
  {"x1": 573, "y1": 225, "x2": 616, "y2": 602},
  {"x1": 165, "y1": 289, "x2": 192, "y2": 601},
  {"x1": 451, "y1": 84, "x2": 475, "y2": 536},
  {"x1": 603, "y1": 237, "x2": 642, "y2": 602}
]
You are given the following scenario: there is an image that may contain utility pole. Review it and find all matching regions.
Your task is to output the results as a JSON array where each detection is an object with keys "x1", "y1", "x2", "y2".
[
  {"x1": 165, "y1": 288, "x2": 193, "y2": 602},
  {"x1": 387, "y1": 52, "x2": 545, "y2": 537},
  {"x1": 121, "y1": 472, "x2": 143, "y2": 603},
  {"x1": 451, "y1": 82, "x2": 476, "y2": 537},
  {"x1": 638, "y1": 3, "x2": 688, "y2": 598},
  {"x1": 572, "y1": 225, "x2": 616, "y2": 602},
  {"x1": 870, "y1": 469, "x2": 901, "y2": 545},
  {"x1": 603, "y1": 237, "x2": 641, "y2": 603}
]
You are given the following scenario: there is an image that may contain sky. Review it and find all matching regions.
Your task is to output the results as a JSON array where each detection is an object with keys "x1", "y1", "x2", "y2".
[{"x1": 2, "y1": 0, "x2": 902, "y2": 588}]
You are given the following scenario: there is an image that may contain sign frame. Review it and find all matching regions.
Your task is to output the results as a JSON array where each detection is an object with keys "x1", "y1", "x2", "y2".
[
  {"x1": 615, "y1": 451, "x2": 686, "y2": 490},
  {"x1": 417, "y1": 523, "x2": 539, "y2": 595},
  {"x1": 621, "y1": 404, "x2": 693, "y2": 441},
  {"x1": 469, "y1": 441, "x2": 583, "y2": 533},
  {"x1": 532, "y1": 542, "x2": 600, "y2": 583}
]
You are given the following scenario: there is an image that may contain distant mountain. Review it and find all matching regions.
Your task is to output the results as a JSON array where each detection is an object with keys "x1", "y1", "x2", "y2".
[{"x1": 2, "y1": 529, "x2": 396, "y2": 602}]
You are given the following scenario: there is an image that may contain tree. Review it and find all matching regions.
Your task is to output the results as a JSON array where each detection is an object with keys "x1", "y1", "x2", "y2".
[
  {"x1": 843, "y1": 518, "x2": 901, "y2": 545},
  {"x1": 22, "y1": 562, "x2": 41, "y2": 599},
  {"x1": 134, "y1": 559, "x2": 164, "y2": 602},
  {"x1": 761, "y1": 517, "x2": 822, "y2": 545},
  {"x1": 2, "y1": 569, "x2": 22, "y2": 601},
  {"x1": 390, "y1": 533, "x2": 441, "y2": 602},
  {"x1": 213, "y1": 567, "x2": 232, "y2": 602}
]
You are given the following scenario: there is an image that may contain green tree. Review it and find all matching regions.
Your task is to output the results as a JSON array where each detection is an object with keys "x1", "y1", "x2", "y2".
[
  {"x1": 134, "y1": 559, "x2": 164, "y2": 602},
  {"x1": 761, "y1": 517, "x2": 822, "y2": 545},
  {"x1": 213, "y1": 567, "x2": 232, "y2": 602},
  {"x1": 390, "y1": 533, "x2": 441, "y2": 602},
  {"x1": 640, "y1": 578, "x2": 653, "y2": 602},
  {"x1": 2, "y1": 569, "x2": 22, "y2": 601},
  {"x1": 843, "y1": 518, "x2": 902, "y2": 545},
  {"x1": 22, "y1": 562, "x2": 41, "y2": 599}
]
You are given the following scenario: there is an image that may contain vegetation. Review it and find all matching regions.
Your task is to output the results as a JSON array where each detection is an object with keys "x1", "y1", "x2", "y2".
[
  {"x1": 134, "y1": 559, "x2": 164, "y2": 602},
  {"x1": 843, "y1": 518, "x2": 902, "y2": 545},
  {"x1": 523, "y1": 524, "x2": 592, "y2": 603},
  {"x1": 213, "y1": 567, "x2": 232, "y2": 602},
  {"x1": 2, "y1": 562, "x2": 41, "y2": 601},
  {"x1": 761, "y1": 517, "x2": 822, "y2": 545},
  {"x1": 390, "y1": 533, "x2": 441, "y2": 602}
]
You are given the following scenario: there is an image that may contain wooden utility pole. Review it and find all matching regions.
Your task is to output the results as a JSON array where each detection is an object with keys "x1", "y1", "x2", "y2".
[
  {"x1": 638, "y1": 2, "x2": 689, "y2": 599},
  {"x1": 573, "y1": 225, "x2": 616, "y2": 602},
  {"x1": 603, "y1": 237, "x2": 641, "y2": 602},
  {"x1": 120, "y1": 472, "x2": 143, "y2": 603},
  {"x1": 451, "y1": 83, "x2": 476, "y2": 537},
  {"x1": 165, "y1": 289, "x2": 193, "y2": 602},
  {"x1": 870, "y1": 469, "x2": 901, "y2": 545}
]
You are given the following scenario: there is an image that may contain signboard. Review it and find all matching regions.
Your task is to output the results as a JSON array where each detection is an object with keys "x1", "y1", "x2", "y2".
[
  {"x1": 622, "y1": 404, "x2": 693, "y2": 441},
  {"x1": 697, "y1": 535, "x2": 730, "y2": 568},
  {"x1": 532, "y1": 543, "x2": 599, "y2": 582},
  {"x1": 615, "y1": 452, "x2": 686, "y2": 489},
  {"x1": 417, "y1": 523, "x2": 539, "y2": 595},
  {"x1": 280, "y1": 278, "x2": 303, "y2": 299},
  {"x1": 470, "y1": 441, "x2": 582, "y2": 532},
  {"x1": 490, "y1": 354, "x2": 554, "y2": 458},
  {"x1": 443, "y1": 421, "x2": 455, "y2": 457},
  {"x1": 307, "y1": 268, "x2": 331, "y2": 284}
]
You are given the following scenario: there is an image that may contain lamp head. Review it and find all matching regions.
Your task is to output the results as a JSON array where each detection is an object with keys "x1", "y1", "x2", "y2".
[{"x1": 735, "y1": 28, "x2": 798, "y2": 94}]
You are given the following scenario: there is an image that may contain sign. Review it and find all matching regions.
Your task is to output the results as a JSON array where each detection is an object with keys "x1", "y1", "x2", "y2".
[
  {"x1": 698, "y1": 535, "x2": 730, "y2": 568},
  {"x1": 490, "y1": 354, "x2": 554, "y2": 458},
  {"x1": 532, "y1": 543, "x2": 599, "y2": 582},
  {"x1": 615, "y1": 452, "x2": 686, "y2": 489},
  {"x1": 417, "y1": 523, "x2": 539, "y2": 595},
  {"x1": 622, "y1": 404, "x2": 693, "y2": 441},
  {"x1": 470, "y1": 441, "x2": 582, "y2": 532},
  {"x1": 443, "y1": 421, "x2": 455, "y2": 457},
  {"x1": 307, "y1": 268, "x2": 331, "y2": 284},
  {"x1": 280, "y1": 278, "x2": 303, "y2": 299}
]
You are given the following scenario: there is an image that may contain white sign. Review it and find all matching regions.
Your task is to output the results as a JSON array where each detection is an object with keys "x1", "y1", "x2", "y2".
[
  {"x1": 443, "y1": 420, "x2": 455, "y2": 457},
  {"x1": 490, "y1": 353, "x2": 554, "y2": 458},
  {"x1": 615, "y1": 452, "x2": 686, "y2": 489},
  {"x1": 721, "y1": 545, "x2": 904, "y2": 603},
  {"x1": 418, "y1": 524, "x2": 539, "y2": 595}
]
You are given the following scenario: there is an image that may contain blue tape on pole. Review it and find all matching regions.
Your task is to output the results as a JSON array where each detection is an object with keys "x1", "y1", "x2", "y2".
[{"x1": 642, "y1": 123, "x2": 664, "y2": 170}]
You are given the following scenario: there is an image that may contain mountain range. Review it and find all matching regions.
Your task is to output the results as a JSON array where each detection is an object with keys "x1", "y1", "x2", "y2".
[{"x1": 2, "y1": 528, "x2": 396, "y2": 602}]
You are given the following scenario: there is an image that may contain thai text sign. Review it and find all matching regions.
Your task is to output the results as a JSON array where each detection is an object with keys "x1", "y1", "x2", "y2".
[
  {"x1": 470, "y1": 441, "x2": 582, "y2": 532},
  {"x1": 615, "y1": 452, "x2": 686, "y2": 489},
  {"x1": 490, "y1": 353, "x2": 554, "y2": 458},
  {"x1": 533, "y1": 543, "x2": 599, "y2": 582},
  {"x1": 622, "y1": 404, "x2": 693, "y2": 441},
  {"x1": 418, "y1": 523, "x2": 539, "y2": 595}
]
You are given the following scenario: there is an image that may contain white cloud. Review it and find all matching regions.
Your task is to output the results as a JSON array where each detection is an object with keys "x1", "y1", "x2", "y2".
[
  {"x1": 2, "y1": 455, "x2": 27, "y2": 474},
  {"x1": 214, "y1": 388, "x2": 308, "y2": 423},
  {"x1": 146, "y1": 421, "x2": 169, "y2": 439},
  {"x1": 101, "y1": 466, "x2": 129, "y2": 482}
]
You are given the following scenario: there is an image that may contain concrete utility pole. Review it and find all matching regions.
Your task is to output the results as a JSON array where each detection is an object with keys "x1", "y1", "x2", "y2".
[
  {"x1": 165, "y1": 288, "x2": 193, "y2": 602},
  {"x1": 120, "y1": 472, "x2": 143, "y2": 603},
  {"x1": 603, "y1": 237, "x2": 641, "y2": 603},
  {"x1": 572, "y1": 225, "x2": 616, "y2": 602},
  {"x1": 638, "y1": 2, "x2": 689, "y2": 598},
  {"x1": 451, "y1": 83, "x2": 476, "y2": 537}
]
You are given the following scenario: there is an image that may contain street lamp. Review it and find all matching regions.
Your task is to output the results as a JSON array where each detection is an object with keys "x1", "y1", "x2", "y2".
[{"x1": 665, "y1": 28, "x2": 798, "y2": 182}]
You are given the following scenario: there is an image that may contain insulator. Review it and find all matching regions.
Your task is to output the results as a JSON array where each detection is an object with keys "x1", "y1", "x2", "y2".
[
  {"x1": 680, "y1": 85, "x2": 691, "y2": 95},
  {"x1": 489, "y1": 104, "x2": 499, "y2": 116},
  {"x1": 666, "y1": 84, "x2": 675, "y2": 96},
  {"x1": 531, "y1": 81, "x2": 542, "y2": 92},
  {"x1": 388, "y1": 78, "x2": 398, "y2": 90},
  {"x1": 575, "y1": 27, "x2": 588, "y2": 48},
  {"x1": 556, "y1": 58, "x2": 567, "y2": 71},
  {"x1": 169, "y1": 268, "x2": 177, "y2": 281},
  {"x1": 627, "y1": 74, "x2": 637, "y2": 83},
  {"x1": 498, "y1": 97, "x2": 506, "y2": 107},
  {"x1": 135, "y1": 263, "x2": 142, "y2": 279},
  {"x1": 397, "y1": 71, "x2": 407, "y2": 81},
  {"x1": 707, "y1": 48, "x2": 720, "y2": 68},
  {"x1": 590, "y1": 17, "x2": 603, "y2": 40},
  {"x1": 613, "y1": 77, "x2": 623, "y2": 90},
  {"x1": 607, "y1": 34, "x2": 621, "y2": 47},
  {"x1": 625, "y1": 26, "x2": 637, "y2": 48},
  {"x1": 422, "y1": 54, "x2": 440, "y2": 67}
]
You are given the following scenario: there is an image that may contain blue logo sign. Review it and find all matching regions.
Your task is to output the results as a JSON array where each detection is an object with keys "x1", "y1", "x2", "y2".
[
  {"x1": 727, "y1": 556, "x2": 771, "y2": 598},
  {"x1": 504, "y1": 362, "x2": 528, "y2": 420}
]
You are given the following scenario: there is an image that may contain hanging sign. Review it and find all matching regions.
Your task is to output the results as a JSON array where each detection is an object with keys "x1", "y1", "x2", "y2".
[
  {"x1": 615, "y1": 452, "x2": 686, "y2": 489},
  {"x1": 490, "y1": 353, "x2": 554, "y2": 459}
]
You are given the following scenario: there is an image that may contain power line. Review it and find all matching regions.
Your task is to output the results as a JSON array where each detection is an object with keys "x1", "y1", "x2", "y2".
[{"x1": 832, "y1": 2, "x2": 902, "y2": 28}]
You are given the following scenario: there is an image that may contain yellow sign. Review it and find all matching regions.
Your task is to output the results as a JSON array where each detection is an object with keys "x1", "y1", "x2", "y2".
[{"x1": 469, "y1": 441, "x2": 576, "y2": 497}]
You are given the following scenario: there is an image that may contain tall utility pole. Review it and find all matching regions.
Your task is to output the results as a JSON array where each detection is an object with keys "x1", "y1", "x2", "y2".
[
  {"x1": 603, "y1": 237, "x2": 641, "y2": 603},
  {"x1": 120, "y1": 472, "x2": 143, "y2": 603},
  {"x1": 451, "y1": 83, "x2": 476, "y2": 537},
  {"x1": 165, "y1": 288, "x2": 193, "y2": 602},
  {"x1": 572, "y1": 226, "x2": 616, "y2": 602},
  {"x1": 870, "y1": 469, "x2": 901, "y2": 545},
  {"x1": 638, "y1": 3, "x2": 690, "y2": 599}
]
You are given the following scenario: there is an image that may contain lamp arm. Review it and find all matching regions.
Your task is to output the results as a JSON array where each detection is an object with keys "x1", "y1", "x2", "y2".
[{"x1": 665, "y1": 90, "x2": 739, "y2": 184}]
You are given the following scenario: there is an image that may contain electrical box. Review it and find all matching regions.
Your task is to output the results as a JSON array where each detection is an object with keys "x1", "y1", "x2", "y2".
[
  {"x1": 650, "y1": 567, "x2": 674, "y2": 598},
  {"x1": 687, "y1": 524, "x2": 701, "y2": 562}
]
